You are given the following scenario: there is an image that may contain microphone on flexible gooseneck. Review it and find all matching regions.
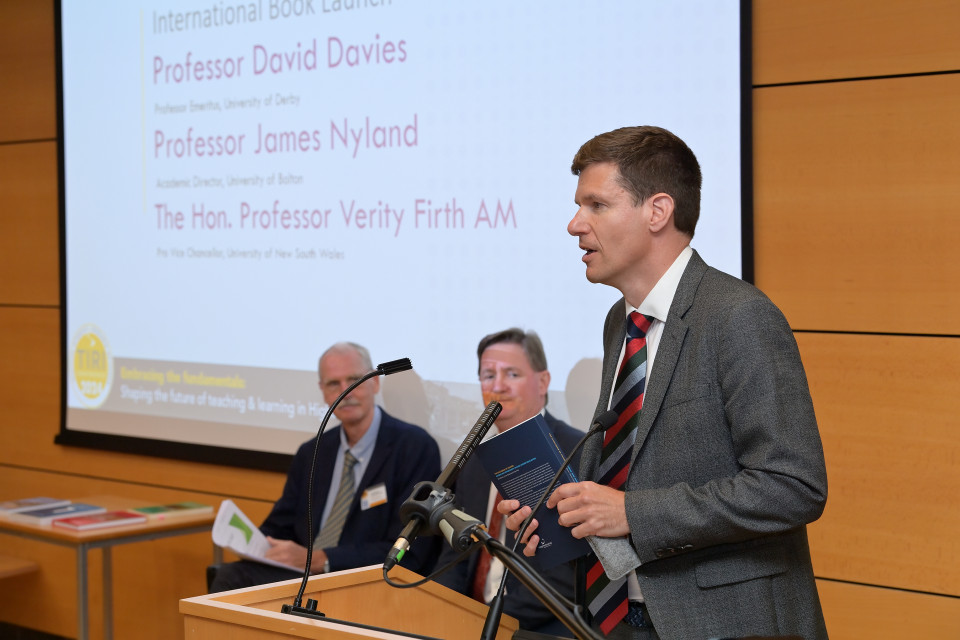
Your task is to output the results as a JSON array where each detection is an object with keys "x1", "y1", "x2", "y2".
[
  {"x1": 383, "y1": 400, "x2": 502, "y2": 572},
  {"x1": 288, "y1": 358, "x2": 413, "y2": 610},
  {"x1": 479, "y1": 409, "x2": 620, "y2": 640}
]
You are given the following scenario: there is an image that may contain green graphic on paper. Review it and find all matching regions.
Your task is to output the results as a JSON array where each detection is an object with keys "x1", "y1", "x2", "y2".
[{"x1": 229, "y1": 513, "x2": 254, "y2": 543}]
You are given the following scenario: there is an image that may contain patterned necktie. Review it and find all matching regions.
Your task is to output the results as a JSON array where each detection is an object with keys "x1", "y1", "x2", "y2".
[
  {"x1": 586, "y1": 311, "x2": 653, "y2": 635},
  {"x1": 470, "y1": 491, "x2": 503, "y2": 602},
  {"x1": 315, "y1": 450, "x2": 359, "y2": 550}
]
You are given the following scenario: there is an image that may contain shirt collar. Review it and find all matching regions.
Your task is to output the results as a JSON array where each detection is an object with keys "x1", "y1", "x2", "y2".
[
  {"x1": 626, "y1": 245, "x2": 693, "y2": 321},
  {"x1": 340, "y1": 405, "x2": 382, "y2": 462}
]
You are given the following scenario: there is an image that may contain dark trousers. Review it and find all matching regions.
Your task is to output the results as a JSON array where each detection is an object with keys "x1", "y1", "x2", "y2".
[{"x1": 207, "y1": 559, "x2": 302, "y2": 593}]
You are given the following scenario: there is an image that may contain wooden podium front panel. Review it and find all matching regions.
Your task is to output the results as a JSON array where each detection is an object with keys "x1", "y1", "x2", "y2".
[{"x1": 181, "y1": 565, "x2": 519, "y2": 640}]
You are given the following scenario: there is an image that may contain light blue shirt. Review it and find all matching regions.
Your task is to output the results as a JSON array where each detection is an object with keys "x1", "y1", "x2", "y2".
[{"x1": 318, "y1": 405, "x2": 382, "y2": 530}]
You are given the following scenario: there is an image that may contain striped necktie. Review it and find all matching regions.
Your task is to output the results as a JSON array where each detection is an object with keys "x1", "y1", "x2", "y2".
[
  {"x1": 315, "y1": 450, "x2": 359, "y2": 550},
  {"x1": 587, "y1": 311, "x2": 653, "y2": 635}
]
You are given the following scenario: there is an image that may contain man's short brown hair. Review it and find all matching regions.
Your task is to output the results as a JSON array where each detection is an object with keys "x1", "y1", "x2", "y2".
[{"x1": 571, "y1": 125, "x2": 702, "y2": 236}]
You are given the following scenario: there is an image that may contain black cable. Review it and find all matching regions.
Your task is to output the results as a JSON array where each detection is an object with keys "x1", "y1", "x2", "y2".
[{"x1": 291, "y1": 358, "x2": 413, "y2": 608}]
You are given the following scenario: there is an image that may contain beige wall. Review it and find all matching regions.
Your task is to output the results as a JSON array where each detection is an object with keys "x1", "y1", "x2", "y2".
[{"x1": 1, "y1": 2, "x2": 957, "y2": 638}]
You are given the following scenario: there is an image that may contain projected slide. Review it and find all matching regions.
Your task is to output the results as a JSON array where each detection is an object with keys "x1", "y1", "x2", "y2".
[{"x1": 61, "y1": 1, "x2": 744, "y2": 460}]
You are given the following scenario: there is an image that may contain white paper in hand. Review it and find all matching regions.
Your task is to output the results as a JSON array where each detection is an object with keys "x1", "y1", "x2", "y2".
[{"x1": 212, "y1": 499, "x2": 299, "y2": 572}]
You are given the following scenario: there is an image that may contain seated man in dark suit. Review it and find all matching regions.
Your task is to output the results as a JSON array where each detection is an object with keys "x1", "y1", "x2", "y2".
[
  {"x1": 433, "y1": 328, "x2": 584, "y2": 637},
  {"x1": 209, "y1": 341, "x2": 441, "y2": 592}
]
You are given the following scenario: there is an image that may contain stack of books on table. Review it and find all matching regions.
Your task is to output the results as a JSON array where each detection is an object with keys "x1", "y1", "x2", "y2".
[
  {"x1": 0, "y1": 496, "x2": 211, "y2": 530},
  {"x1": 2, "y1": 500, "x2": 108, "y2": 526}
]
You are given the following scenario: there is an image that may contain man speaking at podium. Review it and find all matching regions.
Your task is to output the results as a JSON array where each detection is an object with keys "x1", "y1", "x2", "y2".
[
  {"x1": 502, "y1": 127, "x2": 829, "y2": 639},
  {"x1": 210, "y1": 341, "x2": 440, "y2": 592},
  {"x1": 433, "y1": 328, "x2": 583, "y2": 637}
]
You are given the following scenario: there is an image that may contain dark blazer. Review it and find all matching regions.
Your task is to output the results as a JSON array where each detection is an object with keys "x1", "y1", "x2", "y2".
[
  {"x1": 434, "y1": 411, "x2": 585, "y2": 636},
  {"x1": 261, "y1": 408, "x2": 441, "y2": 574},
  {"x1": 582, "y1": 250, "x2": 829, "y2": 639}
]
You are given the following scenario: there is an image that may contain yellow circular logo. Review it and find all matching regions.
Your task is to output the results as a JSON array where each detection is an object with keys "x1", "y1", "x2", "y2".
[{"x1": 71, "y1": 324, "x2": 112, "y2": 407}]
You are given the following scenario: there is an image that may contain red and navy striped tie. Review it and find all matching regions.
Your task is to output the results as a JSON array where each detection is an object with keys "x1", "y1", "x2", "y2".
[{"x1": 586, "y1": 311, "x2": 652, "y2": 635}]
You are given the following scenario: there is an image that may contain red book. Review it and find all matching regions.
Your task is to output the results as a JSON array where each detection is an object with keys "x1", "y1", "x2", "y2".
[{"x1": 52, "y1": 510, "x2": 147, "y2": 531}]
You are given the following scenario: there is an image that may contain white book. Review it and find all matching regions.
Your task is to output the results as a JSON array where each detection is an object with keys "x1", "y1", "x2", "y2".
[{"x1": 0, "y1": 497, "x2": 71, "y2": 516}]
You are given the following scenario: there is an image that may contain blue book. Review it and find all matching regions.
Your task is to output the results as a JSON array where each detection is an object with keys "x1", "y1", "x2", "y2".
[
  {"x1": 474, "y1": 413, "x2": 589, "y2": 570},
  {"x1": 7, "y1": 502, "x2": 107, "y2": 526}
]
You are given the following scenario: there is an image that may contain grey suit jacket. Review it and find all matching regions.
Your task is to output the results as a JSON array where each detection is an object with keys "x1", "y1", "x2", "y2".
[{"x1": 580, "y1": 250, "x2": 829, "y2": 639}]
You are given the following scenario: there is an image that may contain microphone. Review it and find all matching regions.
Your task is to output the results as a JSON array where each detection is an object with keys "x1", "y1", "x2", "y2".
[
  {"x1": 479, "y1": 409, "x2": 619, "y2": 640},
  {"x1": 437, "y1": 400, "x2": 502, "y2": 487},
  {"x1": 383, "y1": 400, "x2": 502, "y2": 571},
  {"x1": 288, "y1": 358, "x2": 414, "y2": 610},
  {"x1": 437, "y1": 506, "x2": 485, "y2": 552},
  {"x1": 376, "y1": 358, "x2": 412, "y2": 376}
]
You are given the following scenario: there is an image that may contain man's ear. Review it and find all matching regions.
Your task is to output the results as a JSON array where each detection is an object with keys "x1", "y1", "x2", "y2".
[
  {"x1": 647, "y1": 193, "x2": 675, "y2": 233},
  {"x1": 538, "y1": 370, "x2": 551, "y2": 396}
]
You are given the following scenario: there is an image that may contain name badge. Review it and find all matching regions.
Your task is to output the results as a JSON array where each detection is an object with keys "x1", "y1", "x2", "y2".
[{"x1": 360, "y1": 483, "x2": 388, "y2": 510}]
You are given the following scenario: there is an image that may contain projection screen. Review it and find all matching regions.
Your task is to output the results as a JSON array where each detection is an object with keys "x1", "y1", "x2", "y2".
[{"x1": 57, "y1": 0, "x2": 751, "y2": 469}]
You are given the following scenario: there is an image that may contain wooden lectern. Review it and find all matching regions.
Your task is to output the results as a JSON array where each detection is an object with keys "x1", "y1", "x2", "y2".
[{"x1": 180, "y1": 564, "x2": 520, "y2": 639}]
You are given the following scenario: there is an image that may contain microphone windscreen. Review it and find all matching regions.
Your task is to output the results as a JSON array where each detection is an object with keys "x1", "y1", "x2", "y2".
[
  {"x1": 594, "y1": 409, "x2": 619, "y2": 430},
  {"x1": 377, "y1": 358, "x2": 413, "y2": 376}
]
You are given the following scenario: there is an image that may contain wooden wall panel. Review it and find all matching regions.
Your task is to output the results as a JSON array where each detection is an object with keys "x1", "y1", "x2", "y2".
[
  {"x1": 0, "y1": 0, "x2": 56, "y2": 142},
  {"x1": 0, "y1": 466, "x2": 275, "y2": 640},
  {"x1": 817, "y1": 579, "x2": 960, "y2": 639},
  {"x1": 0, "y1": 534, "x2": 78, "y2": 638},
  {"x1": 754, "y1": 0, "x2": 960, "y2": 85},
  {"x1": 800, "y1": 333, "x2": 960, "y2": 595},
  {"x1": 0, "y1": 307, "x2": 60, "y2": 440},
  {"x1": 0, "y1": 142, "x2": 60, "y2": 305},
  {"x1": 753, "y1": 73, "x2": 960, "y2": 335}
]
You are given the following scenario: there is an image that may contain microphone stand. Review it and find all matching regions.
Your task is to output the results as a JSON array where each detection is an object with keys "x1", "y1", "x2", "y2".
[
  {"x1": 384, "y1": 400, "x2": 501, "y2": 572},
  {"x1": 282, "y1": 357, "x2": 413, "y2": 615},
  {"x1": 396, "y1": 494, "x2": 601, "y2": 639},
  {"x1": 473, "y1": 529, "x2": 603, "y2": 640}
]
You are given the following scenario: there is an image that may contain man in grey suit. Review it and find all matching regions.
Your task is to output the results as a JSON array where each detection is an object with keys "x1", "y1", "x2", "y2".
[{"x1": 503, "y1": 126, "x2": 828, "y2": 639}]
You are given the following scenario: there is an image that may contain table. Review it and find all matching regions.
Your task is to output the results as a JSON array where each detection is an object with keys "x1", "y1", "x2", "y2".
[{"x1": 0, "y1": 495, "x2": 220, "y2": 640}]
